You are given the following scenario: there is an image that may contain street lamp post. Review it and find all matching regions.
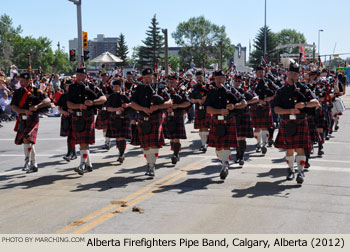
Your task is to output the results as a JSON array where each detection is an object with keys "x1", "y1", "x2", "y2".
[
  {"x1": 68, "y1": 0, "x2": 83, "y2": 66},
  {"x1": 318, "y1": 29, "x2": 324, "y2": 56},
  {"x1": 263, "y1": 0, "x2": 267, "y2": 60}
]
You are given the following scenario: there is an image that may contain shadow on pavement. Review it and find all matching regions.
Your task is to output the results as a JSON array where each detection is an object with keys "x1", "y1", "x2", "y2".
[{"x1": 231, "y1": 179, "x2": 300, "y2": 198}]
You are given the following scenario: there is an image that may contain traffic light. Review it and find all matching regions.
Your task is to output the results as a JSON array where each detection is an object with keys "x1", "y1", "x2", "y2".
[
  {"x1": 84, "y1": 50, "x2": 90, "y2": 61},
  {"x1": 83, "y1": 32, "x2": 88, "y2": 49},
  {"x1": 69, "y1": 49, "x2": 76, "y2": 62}
]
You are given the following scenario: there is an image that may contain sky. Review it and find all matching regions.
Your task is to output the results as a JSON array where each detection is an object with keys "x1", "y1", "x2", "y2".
[{"x1": 1, "y1": 0, "x2": 350, "y2": 59}]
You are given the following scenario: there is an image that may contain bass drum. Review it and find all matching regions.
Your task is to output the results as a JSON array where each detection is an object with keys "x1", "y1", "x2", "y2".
[{"x1": 331, "y1": 98, "x2": 346, "y2": 115}]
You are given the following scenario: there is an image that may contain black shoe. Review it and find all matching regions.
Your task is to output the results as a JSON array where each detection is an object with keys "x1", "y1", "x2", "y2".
[
  {"x1": 261, "y1": 146, "x2": 267, "y2": 155},
  {"x1": 104, "y1": 142, "x2": 111, "y2": 150},
  {"x1": 335, "y1": 125, "x2": 339, "y2": 131},
  {"x1": 23, "y1": 157, "x2": 30, "y2": 171},
  {"x1": 318, "y1": 149, "x2": 324, "y2": 156},
  {"x1": 304, "y1": 162, "x2": 310, "y2": 170},
  {"x1": 286, "y1": 170, "x2": 295, "y2": 180},
  {"x1": 199, "y1": 146, "x2": 204, "y2": 152},
  {"x1": 26, "y1": 163, "x2": 38, "y2": 173},
  {"x1": 117, "y1": 155, "x2": 125, "y2": 164},
  {"x1": 325, "y1": 136, "x2": 330, "y2": 141},
  {"x1": 296, "y1": 172, "x2": 304, "y2": 184},
  {"x1": 74, "y1": 164, "x2": 85, "y2": 175},
  {"x1": 171, "y1": 154, "x2": 179, "y2": 164},
  {"x1": 268, "y1": 139, "x2": 274, "y2": 147},
  {"x1": 145, "y1": 164, "x2": 155, "y2": 177},
  {"x1": 199, "y1": 145, "x2": 207, "y2": 152},
  {"x1": 239, "y1": 159, "x2": 245, "y2": 166},
  {"x1": 234, "y1": 155, "x2": 240, "y2": 163},
  {"x1": 70, "y1": 153, "x2": 77, "y2": 160},
  {"x1": 256, "y1": 145, "x2": 261, "y2": 153},
  {"x1": 219, "y1": 162, "x2": 229, "y2": 180},
  {"x1": 86, "y1": 165, "x2": 93, "y2": 172},
  {"x1": 63, "y1": 154, "x2": 71, "y2": 162}
]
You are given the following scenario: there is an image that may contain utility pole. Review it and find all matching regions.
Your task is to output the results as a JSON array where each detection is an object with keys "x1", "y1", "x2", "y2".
[
  {"x1": 162, "y1": 28, "x2": 169, "y2": 75},
  {"x1": 68, "y1": 0, "x2": 83, "y2": 66}
]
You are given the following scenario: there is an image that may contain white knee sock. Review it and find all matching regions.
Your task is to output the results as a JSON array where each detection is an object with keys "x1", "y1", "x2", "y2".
[
  {"x1": 30, "y1": 144, "x2": 36, "y2": 164},
  {"x1": 286, "y1": 155, "x2": 294, "y2": 170},
  {"x1": 261, "y1": 130, "x2": 269, "y2": 146},
  {"x1": 222, "y1": 149, "x2": 231, "y2": 162},
  {"x1": 295, "y1": 155, "x2": 306, "y2": 173},
  {"x1": 143, "y1": 149, "x2": 152, "y2": 164},
  {"x1": 148, "y1": 148, "x2": 159, "y2": 165},
  {"x1": 216, "y1": 149, "x2": 224, "y2": 162},
  {"x1": 254, "y1": 131, "x2": 262, "y2": 146},
  {"x1": 199, "y1": 131, "x2": 209, "y2": 146},
  {"x1": 23, "y1": 144, "x2": 30, "y2": 160},
  {"x1": 80, "y1": 149, "x2": 89, "y2": 165}
]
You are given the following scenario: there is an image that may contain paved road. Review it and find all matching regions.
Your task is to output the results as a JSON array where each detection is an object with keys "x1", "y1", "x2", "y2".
[{"x1": 1, "y1": 95, "x2": 350, "y2": 234}]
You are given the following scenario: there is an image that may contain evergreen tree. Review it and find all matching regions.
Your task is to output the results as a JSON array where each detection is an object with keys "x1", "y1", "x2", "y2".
[
  {"x1": 115, "y1": 33, "x2": 129, "y2": 66},
  {"x1": 138, "y1": 14, "x2": 164, "y2": 69},
  {"x1": 249, "y1": 26, "x2": 277, "y2": 68}
]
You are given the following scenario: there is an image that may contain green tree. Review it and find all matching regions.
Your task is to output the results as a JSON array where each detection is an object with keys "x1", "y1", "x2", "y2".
[
  {"x1": 168, "y1": 55, "x2": 180, "y2": 72},
  {"x1": 276, "y1": 29, "x2": 307, "y2": 54},
  {"x1": 172, "y1": 16, "x2": 234, "y2": 68},
  {"x1": 138, "y1": 14, "x2": 164, "y2": 68},
  {"x1": 52, "y1": 49, "x2": 70, "y2": 74},
  {"x1": 249, "y1": 26, "x2": 278, "y2": 68},
  {"x1": 0, "y1": 14, "x2": 22, "y2": 72},
  {"x1": 12, "y1": 35, "x2": 54, "y2": 72},
  {"x1": 115, "y1": 33, "x2": 129, "y2": 66}
]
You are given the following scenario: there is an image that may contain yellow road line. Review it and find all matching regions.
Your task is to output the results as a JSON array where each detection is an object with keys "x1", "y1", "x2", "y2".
[
  {"x1": 55, "y1": 159, "x2": 205, "y2": 234},
  {"x1": 72, "y1": 162, "x2": 204, "y2": 234}
]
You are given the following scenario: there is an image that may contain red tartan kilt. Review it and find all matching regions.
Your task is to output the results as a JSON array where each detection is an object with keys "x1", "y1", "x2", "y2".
[
  {"x1": 106, "y1": 114, "x2": 131, "y2": 139},
  {"x1": 130, "y1": 122, "x2": 141, "y2": 146},
  {"x1": 165, "y1": 111, "x2": 186, "y2": 139},
  {"x1": 60, "y1": 115, "x2": 72, "y2": 137},
  {"x1": 15, "y1": 116, "x2": 39, "y2": 145},
  {"x1": 194, "y1": 105, "x2": 211, "y2": 129},
  {"x1": 235, "y1": 110, "x2": 254, "y2": 138},
  {"x1": 250, "y1": 104, "x2": 273, "y2": 129},
  {"x1": 71, "y1": 114, "x2": 95, "y2": 145},
  {"x1": 274, "y1": 119, "x2": 311, "y2": 149},
  {"x1": 315, "y1": 110, "x2": 328, "y2": 129},
  {"x1": 307, "y1": 116, "x2": 321, "y2": 142},
  {"x1": 95, "y1": 110, "x2": 109, "y2": 130},
  {"x1": 207, "y1": 118, "x2": 238, "y2": 149},
  {"x1": 136, "y1": 111, "x2": 166, "y2": 148}
]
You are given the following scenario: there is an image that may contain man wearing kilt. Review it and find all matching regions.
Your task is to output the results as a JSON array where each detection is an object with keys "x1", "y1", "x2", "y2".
[
  {"x1": 11, "y1": 72, "x2": 51, "y2": 173},
  {"x1": 56, "y1": 79, "x2": 77, "y2": 161},
  {"x1": 67, "y1": 68, "x2": 107, "y2": 175},
  {"x1": 165, "y1": 74, "x2": 191, "y2": 165},
  {"x1": 106, "y1": 79, "x2": 132, "y2": 164},
  {"x1": 250, "y1": 65, "x2": 276, "y2": 154},
  {"x1": 190, "y1": 71, "x2": 211, "y2": 153},
  {"x1": 95, "y1": 73, "x2": 114, "y2": 150},
  {"x1": 274, "y1": 63, "x2": 319, "y2": 184},
  {"x1": 204, "y1": 70, "x2": 247, "y2": 180},
  {"x1": 130, "y1": 68, "x2": 172, "y2": 177},
  {"x1": 233, "y1": 75, "x2": 257, "y2": 165}
]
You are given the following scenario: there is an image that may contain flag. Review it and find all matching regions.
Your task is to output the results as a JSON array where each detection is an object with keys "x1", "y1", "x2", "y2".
[{"x1": 300, "y1": 46, "x2": 306, "y2": 62}]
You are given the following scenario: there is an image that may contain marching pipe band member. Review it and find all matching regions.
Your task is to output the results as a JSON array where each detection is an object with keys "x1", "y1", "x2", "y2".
[
  {"x1": 204, "y1": 70, "x2": 247, "y2": 180},
  {"x1": 165, "y1": 74, "x2": 191, "y2": 165},
  {"x1": 11, "y1": 72, "x2": 51, "y2": 173},
  {"x1": 95, "y1": 73, "x2": 114, "y2": 150},
  {"x1": 124, "y1": 71, "x2": 139, "y2": 141},
  {"x1": 56, "y1": 79, "x2": 77, "y2": 161},
  {"x1": 106, "y1": 79, "x2": 132, "y2": 164},
  {"x1": 190, "y1": 71, "x2": 211, "y2": 153},
  {"x1": 67, "y1": 68, "x2": 107, "y2": 175},
  {"x1": 232, "y1": 75, "x2": 257, "y2": 165},
  {"x1": 130, "y1": 68, "x2": 172, "y2": 177},
  {"x1": 274, "y1": 63, "x2": 319, "y2": 184},
  {"x1": 250, "y1": 65, "x2": 277, "y2": 155}
]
